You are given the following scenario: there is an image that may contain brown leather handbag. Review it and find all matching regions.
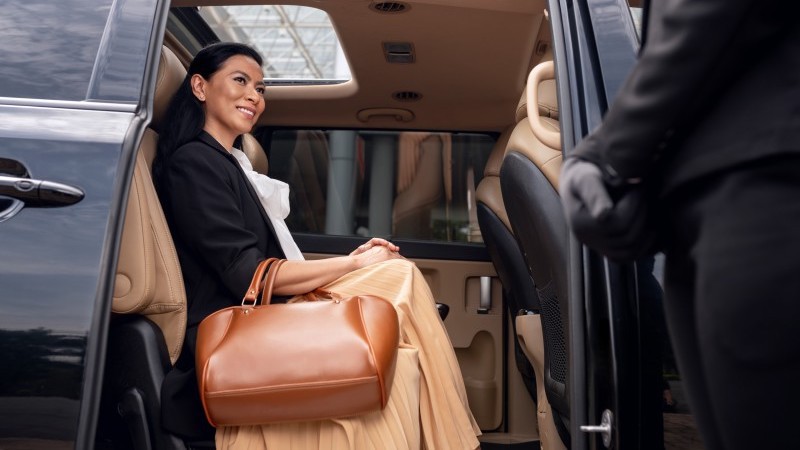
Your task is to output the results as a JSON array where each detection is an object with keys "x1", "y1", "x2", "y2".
[{"x1": 195, "y1": 258, "x2": 400, "y2": 427}]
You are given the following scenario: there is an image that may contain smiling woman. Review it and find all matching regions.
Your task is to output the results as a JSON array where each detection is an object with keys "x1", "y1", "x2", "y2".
[
  {"x1": 189, "y1": 54, "x2": 266, "y2": 149},
  {"x1": 151, "y1": 42, "x2": 481, "y2": 449}
]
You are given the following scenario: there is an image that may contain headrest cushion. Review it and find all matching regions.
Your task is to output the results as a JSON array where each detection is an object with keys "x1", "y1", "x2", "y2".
[
  {"x1": 515, "y1": 79, "x2": 559, "y2": 123},
  {"x1": 152, "y1": 46, "x2": 187, "y2": 132},
  {"x1": 241, "y1": 133, "x2": 269, "y2": 175}
]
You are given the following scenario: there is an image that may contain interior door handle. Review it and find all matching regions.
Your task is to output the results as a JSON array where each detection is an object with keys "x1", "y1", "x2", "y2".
[
  {"x1": 0, "y1": 175, "x2": 84, "y2": 207},
  {"x1": 477, "y1": 276, "x2": 492, "y2": 314}
]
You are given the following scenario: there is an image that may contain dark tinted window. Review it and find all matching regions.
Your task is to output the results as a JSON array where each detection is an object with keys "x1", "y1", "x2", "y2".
[
  {"x1": 256, "y1": 128, "x2": 495, "y2": 244},
  {"x1": 0, "y1": 0, "x2": 113, "y2": 101}
]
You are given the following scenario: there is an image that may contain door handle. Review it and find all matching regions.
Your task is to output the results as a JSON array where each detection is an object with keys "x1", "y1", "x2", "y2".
[
  {"x1": 580, "y1": 409, "x2": 614, "y2": 447},
  {"x1": 477, "y1": 276, "x2": 492, "y2": 314},
  {"x1": 0, "y1": 175, "x2": 84, "y2": 207}
]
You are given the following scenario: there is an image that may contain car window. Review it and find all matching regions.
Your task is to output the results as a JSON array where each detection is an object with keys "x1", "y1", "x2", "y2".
[
  {"x1": 254, "y1": 128, "x2": 494, "y2": 244},
  {"x1": 0, "y1": 0, "x2": 113, "y2": 101},
  {"x1": 198, "y1": 5, "x2": 351, "y2": 84},
  {"x1": 629, "y1": 7, "x2": 644, "y2": 39}
]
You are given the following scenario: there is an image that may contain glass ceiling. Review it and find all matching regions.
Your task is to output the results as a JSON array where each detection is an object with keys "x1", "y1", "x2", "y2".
[{"x1": 199, "y1": 5, "x2": 351, "y2": 81}]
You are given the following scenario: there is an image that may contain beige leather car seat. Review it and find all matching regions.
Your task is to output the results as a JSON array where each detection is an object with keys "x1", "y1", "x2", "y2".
[
  {"x1": 241, "y1": 133, "x2": 269, "y2": 174},
  {"x1": 112, "y1": 46, "x2": 187, "y2": 364},
  {"x1": 501, "y1": 60, "x2": 568, "y2": 450}
]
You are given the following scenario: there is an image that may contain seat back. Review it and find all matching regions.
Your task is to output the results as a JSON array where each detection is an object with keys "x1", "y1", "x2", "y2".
[
  {"x1": 500, "y1": 60, "x2": 571, "y2": 447},
  {"x1": 113, "y1": 45, "x2": 188, "y2": 363},
  {"x1": 101, "y1": 46, "x2": 191, "y2": 450},
  {"x1": 475, "y1": 127, "x2": 540, "y2": 394}
]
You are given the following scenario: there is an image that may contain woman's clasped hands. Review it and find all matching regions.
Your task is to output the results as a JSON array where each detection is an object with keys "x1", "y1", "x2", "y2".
[{"x1": 350, "y1": 238, "x2": 405, "y2": 268}]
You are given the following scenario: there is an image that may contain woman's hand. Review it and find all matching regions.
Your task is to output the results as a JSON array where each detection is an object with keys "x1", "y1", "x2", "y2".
[
  {"x1": 349, "y1": 238, "x2": 400, "y2": 256},
  {"x1": 273, "y1": 238, "x2": 404, "y2": 295},
  {"x1": 350, "y1": 238, "x2": 403, "y2": 269},
  {"x1": 352, "y1": 246, "x2": 404, "y2": 269}
]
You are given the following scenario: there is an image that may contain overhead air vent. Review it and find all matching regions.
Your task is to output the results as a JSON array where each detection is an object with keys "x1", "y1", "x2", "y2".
[
  {"x1": 383, "y1": 42, "x2": 415, "y2": 63},
  {"x1": 392, "y1": 91, "x2": 422, "y2": 102},
  {"x1": 370, "y1": 2, "x2": 409, "y2": 13}
]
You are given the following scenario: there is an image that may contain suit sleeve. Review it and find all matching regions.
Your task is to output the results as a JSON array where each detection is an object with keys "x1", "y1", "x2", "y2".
[
  {"x1": 571, "y1": 0, "x2": 769, "y2": 183},
  {"x1": 164, "y1": 145, "x2": 263, "y2": 299}
]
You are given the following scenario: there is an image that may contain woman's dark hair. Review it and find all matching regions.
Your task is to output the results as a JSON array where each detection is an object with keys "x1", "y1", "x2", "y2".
[{"x1": 153, "y1": 42, "x2": 263, "y2": 185}]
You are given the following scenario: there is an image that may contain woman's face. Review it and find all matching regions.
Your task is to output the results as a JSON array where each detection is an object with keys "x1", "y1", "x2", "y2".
[{"x1": 191, "y1": 54, "x2": 266, "y2": 148}]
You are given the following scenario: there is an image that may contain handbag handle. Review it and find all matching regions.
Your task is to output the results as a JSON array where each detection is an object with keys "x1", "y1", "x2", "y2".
[
  {"x1": 259, "y1": 258, "x2": 287, "y2": 305},
  {"x1": 241, "y1": 257, "x2": 279, "y2": 306}
]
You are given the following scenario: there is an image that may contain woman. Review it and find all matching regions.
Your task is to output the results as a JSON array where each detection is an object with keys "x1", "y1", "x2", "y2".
[{"x1": 154, "y1": 42, "x2": 481, "y2": 450}]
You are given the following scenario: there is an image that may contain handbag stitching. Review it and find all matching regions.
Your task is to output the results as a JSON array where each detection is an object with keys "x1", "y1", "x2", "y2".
[
  {"x1": 199, "y1": 307, "x2": 237, "y2": 427},
  {"x1": 206, "y1": 375, "x2": 380, "y2": 397},
  {"x1": 356, "y1": 296, "x2": 387, "y2": 407}
]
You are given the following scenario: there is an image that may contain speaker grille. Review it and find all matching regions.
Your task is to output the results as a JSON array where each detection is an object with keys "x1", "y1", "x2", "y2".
[
  {"x1": 392, "y1": 91, "x2": 422, "y2": 102},
  {"x1": 370, "y1": 2, "x2": 409, "y2": 13}
]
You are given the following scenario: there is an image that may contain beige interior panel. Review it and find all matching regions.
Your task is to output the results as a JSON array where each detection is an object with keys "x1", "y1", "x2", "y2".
[
  {"x1": 505, "y1": 315, "x2": 540, "y2": 439},
  {"x1": 516, "y1": 313, "x2": 567, "y2": 450},
  {"x1": 172, "y1": 0, "x2": 548, "y2": 133},
  {"x1": 412, "y1": 258, "x2": 503, "y2": 431},
  {"x1": 307, "y1": 253, "x2": 505, "y2": 431}
]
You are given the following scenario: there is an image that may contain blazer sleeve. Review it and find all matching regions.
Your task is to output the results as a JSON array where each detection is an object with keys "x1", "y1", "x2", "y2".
[
  {"x1": 571, "y1": 0, "x2": 777, "y2": 184},
  {"x1": 164, "y1": 143, "x2": 264, "y2": 299}
]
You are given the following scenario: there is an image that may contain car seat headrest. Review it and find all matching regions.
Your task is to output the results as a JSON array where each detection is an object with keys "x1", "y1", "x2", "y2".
[
  {"x1": 516, "y1": 49, "x2": 558, "y2": 123},
  {"x1": 240, "y1": 133, "x2": 269, "y2": 175},
  {"x1": 152, "y1": 46, "x2": 187, "y2": 133}
]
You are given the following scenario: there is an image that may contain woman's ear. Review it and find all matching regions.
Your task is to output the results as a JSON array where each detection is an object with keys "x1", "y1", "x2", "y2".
[{"x1": 190, "y1": 74, "x2": 207, "y2": 102}]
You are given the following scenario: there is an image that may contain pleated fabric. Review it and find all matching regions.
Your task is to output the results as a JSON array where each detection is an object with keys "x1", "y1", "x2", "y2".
[{"x1": 215, "y1": 259, "x2": 481, "y2": 450}]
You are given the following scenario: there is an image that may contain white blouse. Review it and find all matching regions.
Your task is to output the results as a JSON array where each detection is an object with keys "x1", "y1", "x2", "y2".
[{"x1": 231, "y1": 148, "x2": 305, "y2": 261}]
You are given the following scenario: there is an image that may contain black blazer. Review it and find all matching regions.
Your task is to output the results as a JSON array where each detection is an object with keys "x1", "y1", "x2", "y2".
[
  {"x1": 159, "y1": 131, "x2": 286, "y2": 340},
  {"x1": 157, "y1": 131, "x2": 286, "y2": 439},
  {"x1": 572, "y1": 0, "x2": 800, "y2": 195}
]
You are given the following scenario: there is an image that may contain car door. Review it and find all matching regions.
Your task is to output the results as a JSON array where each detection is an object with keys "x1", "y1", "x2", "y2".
[
  {"x1": 546, "y1": 0, "x2": 641, "y2": 447},
  {"x1": 0, "y1": 0, "x2": 166, "y2": 448},
  {"x1": 550, "y1": 0, "x2": 705, "y2": 449}
]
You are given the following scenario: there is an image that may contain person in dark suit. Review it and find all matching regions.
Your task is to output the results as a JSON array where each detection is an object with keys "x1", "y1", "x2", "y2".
[
  {"x1": 559, "y1": 0, "x2": 800, "y2": 449},
  {"x1": 153, "y1": 43, "x2": 480, "y2": 449}
]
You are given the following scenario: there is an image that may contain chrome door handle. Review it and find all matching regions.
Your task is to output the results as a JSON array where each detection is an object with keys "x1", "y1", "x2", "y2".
[
  {"x1": 477, "y1": 276, "x2": 492, "y2": 314},
  {"x1": 0, "y1": 175, "x2": 84, "y2": 207},
  {"x1": 580, "y1": 409, "x2": 614, "y2": 448}
]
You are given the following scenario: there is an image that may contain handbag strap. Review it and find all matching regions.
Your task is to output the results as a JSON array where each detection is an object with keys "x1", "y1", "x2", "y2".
[
  {"x1": 242, "y1": 257, "x2": 279, "y2": 306},
  {"x1": 260, "y1": 258, "x2": 287, "y2": 305}
]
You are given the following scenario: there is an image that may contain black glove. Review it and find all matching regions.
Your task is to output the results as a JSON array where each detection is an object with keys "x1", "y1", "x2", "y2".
[{"x1": 559, "y1": 157, "x2": 657, "y2": 261}]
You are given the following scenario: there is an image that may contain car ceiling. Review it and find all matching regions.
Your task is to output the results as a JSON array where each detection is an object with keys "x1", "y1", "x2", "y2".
[{"x1": 169, "y1": 0, "x2": 550, "y2": 133}]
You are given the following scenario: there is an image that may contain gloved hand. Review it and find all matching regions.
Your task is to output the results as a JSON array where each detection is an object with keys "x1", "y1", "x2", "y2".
[{"x1": 559, "y1": 157, "x2": 657, "y2": 261}]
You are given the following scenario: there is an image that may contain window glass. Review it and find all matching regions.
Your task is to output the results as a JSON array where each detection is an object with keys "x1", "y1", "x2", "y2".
[
  {"x1": 199, "y1": 5, "x2": 351, "y2": 83},
  {"x1": 629, "y1": 7, "x2": 644, "y2": 39},
  {"x1": 253, "y1": 128, "x2": 495, "y2": 244},
  {"x1": 0, "y1": 0, "x2": 112, "y2": 101}
]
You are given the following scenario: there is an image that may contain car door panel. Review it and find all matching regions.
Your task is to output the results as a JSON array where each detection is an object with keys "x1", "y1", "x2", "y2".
[
  {"x1": 306, "y1": 252, "x2": 504, "y2": 431},
  {"x1": 0, "y1": 107, "x2": 135, "y2": 447},
  {"x1": 0, "y1": 0, "x2": 166, "y2": 446}
]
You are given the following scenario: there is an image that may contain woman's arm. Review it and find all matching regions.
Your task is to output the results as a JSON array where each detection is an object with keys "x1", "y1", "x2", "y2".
[{"x1": 272, "y1": 239, "x2": 402, "y2": 295}]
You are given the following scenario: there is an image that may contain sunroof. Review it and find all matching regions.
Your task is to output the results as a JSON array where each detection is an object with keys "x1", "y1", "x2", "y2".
[{"x1": 198, "y1": 5, "x2": 351, "y2": 84}]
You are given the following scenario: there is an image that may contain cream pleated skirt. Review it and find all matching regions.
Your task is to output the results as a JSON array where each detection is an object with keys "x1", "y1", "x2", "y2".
[{"x1": 215, "y1": 259, "x2": 481, "y2": 450}]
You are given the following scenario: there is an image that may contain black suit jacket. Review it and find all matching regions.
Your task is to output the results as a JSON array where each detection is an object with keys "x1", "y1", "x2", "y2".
[
  {"x1": 159, "y1": 131, "x2": 286, "y2": 332},
  {"x1": 157, "y1": 131, "x2": 286, "y2": 438},
  {"x1": 572, "y1": 0, "x2": 800, "y2": 195}
]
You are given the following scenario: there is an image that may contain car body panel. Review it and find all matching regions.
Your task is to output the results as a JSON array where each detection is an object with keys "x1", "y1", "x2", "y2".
[{"x1": 0, "y1": 0, "x2": 167, "y2": 447}]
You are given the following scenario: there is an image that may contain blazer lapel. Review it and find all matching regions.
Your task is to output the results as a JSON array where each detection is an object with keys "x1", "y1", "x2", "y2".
[{"x1": 197, "y1": 132, "x2": 287, "y2": 259}]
